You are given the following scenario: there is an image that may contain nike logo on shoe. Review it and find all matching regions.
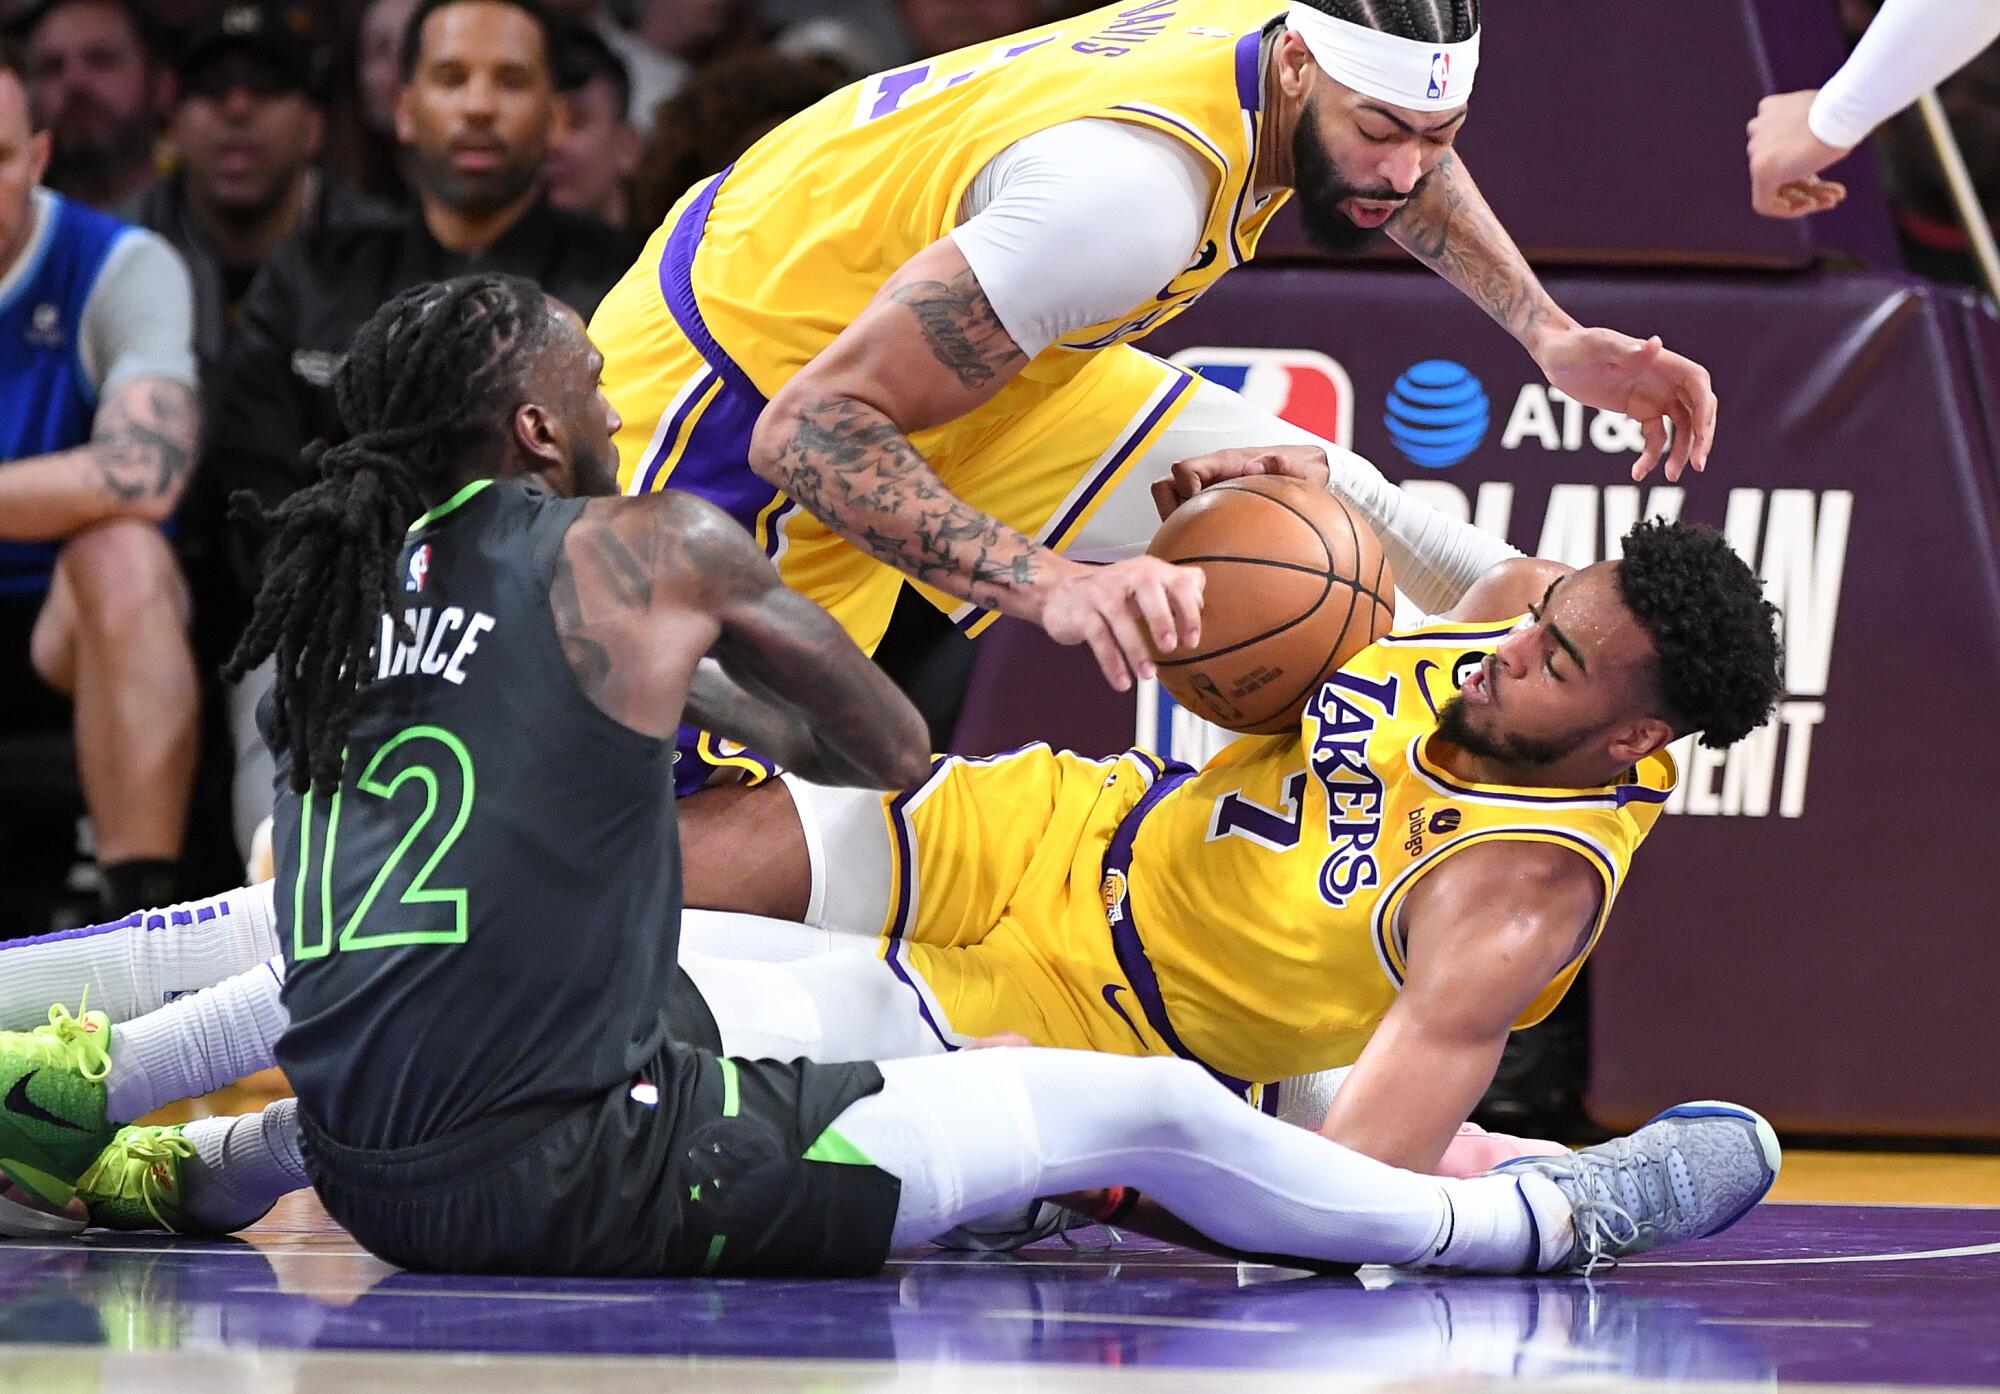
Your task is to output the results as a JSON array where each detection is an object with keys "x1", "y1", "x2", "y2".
[{"x1": 5, "y1": 1072, "x2": 90, "y2": 1133}]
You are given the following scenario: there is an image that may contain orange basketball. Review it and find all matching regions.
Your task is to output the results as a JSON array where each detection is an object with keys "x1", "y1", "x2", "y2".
[{"x1": 1147, "y1": 476, "x2": 1395, "y2": 734}]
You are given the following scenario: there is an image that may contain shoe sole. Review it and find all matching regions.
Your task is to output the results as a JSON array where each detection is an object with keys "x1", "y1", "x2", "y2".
[
  {"x1": 1645, "y1": 1099, "x2": 1783, "y2": 1238},
  {"x1": 0, "y1": 1184, "x2": 85, "y2": 1238}
]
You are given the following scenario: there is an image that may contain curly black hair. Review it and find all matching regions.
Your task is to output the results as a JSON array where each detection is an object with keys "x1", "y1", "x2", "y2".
[
  {"x1": 1294, "y1": 0, "x2": 1479, "y2": 43},
  {"x1": 223, "y1": 274, "x2": 557, "y2": 793},
  {"x1": 1615, "y1": 518, "x2": 1783, "y2": 750}
]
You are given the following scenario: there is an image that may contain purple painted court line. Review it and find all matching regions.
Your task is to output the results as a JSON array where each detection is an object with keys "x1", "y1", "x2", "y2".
[{"x1": 0, "y1": 1203, "x2": 1995, "y2": 1384}]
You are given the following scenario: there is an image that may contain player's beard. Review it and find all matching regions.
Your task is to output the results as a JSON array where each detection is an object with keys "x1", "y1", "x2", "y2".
[
  {"x1": 571, "y1": 437, "x2": 621, "y2": 498},
  {"x1": 1291, "y1": 96, "x2": 1408, "y2": 258},
  {"x1": 1435, "y1": 695, "x2": 1598, "y2": 770}
]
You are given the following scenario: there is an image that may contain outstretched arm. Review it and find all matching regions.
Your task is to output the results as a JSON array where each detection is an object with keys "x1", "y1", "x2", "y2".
[
  {"x1": 550, "y1": 492, "x2": 930, "y2": 789},
  {"x1": 748, "y1": 236, "x2": 1203, "y2": 692},
  {"x1": 1749, "y1": 0, "x2": 2000, "y2": 218},
  {"x1": 1315, "y1": 840, "x2": 1602, "y2": 1170},
  {"x1": 1388, "y1": 153, "x2": 1715, "y2": 483}
]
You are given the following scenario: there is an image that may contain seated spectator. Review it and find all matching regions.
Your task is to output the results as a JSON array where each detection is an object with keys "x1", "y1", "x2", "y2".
[
  {"x1": 631, "y1": 48, "x2": 840, "y2": 232},
  {"x1": 124, "y1": 0, "x2": 377, "y2": 380},
  {"x1": 0, "y1": 42, "x2": 202, "y2": 917},
  {"x1": 542, "y1": 0, "x2": 681, "y2": 133},
  {"x1": 12, "y1": 0, "x2": 171, "y2": 209},
  {"x1": 202, "y1": 0, "x2": 633, "y2": 850},
  {"x1": 322, "y1": 0, "x2": 418, "y2": 204},
  {"x1": 545, "y1": 24, "x2": 636, "y2": 232}
]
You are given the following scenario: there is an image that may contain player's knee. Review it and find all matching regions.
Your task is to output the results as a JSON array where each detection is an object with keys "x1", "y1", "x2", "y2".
[
  {"x1": 1141, "y1": 1057, "x2": 1230, "y2": 1150},
  {"x1": 59, "y1": 520, "x2": 189, "y2": 636}
]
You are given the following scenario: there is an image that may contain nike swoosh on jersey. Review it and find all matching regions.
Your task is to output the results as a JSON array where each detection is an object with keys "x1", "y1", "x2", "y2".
[
  {"x1": 4, "y1": 1072, "x2": 90, "y2": 1133},
  {"x1": 1101, "y1": 984, "x2": 1149, "y2": 1048}
]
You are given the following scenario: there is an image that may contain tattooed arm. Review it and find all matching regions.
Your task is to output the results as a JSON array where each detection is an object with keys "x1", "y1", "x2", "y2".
[
  {"x1": 748, "y1": 236, "x2": 1204, "y2": 691},
  {"x1": 551, "y1": 490, "x2": 930, "y2": 788},
  {"x1": 0, "y1": 376, "x2": 200, "y2": 539},
  {"x1": 1387, "y1": 151, "x2": 1566, "y2": 347},
  {"x1": 1388, "y1": 153, "x2": 1717, "y2": 481}
]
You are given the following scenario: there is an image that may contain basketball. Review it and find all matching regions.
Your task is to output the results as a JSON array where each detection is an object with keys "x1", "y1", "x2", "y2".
[{"x1": 1147, "y1": 476, "x2": 1395, "y2": 734}]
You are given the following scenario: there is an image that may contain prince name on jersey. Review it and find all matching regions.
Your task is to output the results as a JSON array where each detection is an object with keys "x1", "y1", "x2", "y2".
[{"x1": 372, "y1": 543, "x2": 497, "y2": 686}]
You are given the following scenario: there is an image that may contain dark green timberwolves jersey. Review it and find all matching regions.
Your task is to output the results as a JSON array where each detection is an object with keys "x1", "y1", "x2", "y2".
[{"x1": 272, "y1": 479, "x2": 682, "y2": 1150}]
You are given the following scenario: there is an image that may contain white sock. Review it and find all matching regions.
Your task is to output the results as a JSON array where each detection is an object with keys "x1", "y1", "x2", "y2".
[
  {"x1": 1427, "y1": 1170, "x2": 1574, "y2": 1273},
  {"x1": 105, "y1": 956, "x2": 290, "y2": 1122},
  {"x1": 0, "y1": 881, "x2": 280, "y2": 1028},
  {"x1": 179, "y1": 1099, "x2": 309, "y2": 1233},
  {"x1": 827, "y1": 1049, "x2": 1552, "y2": 1273}
]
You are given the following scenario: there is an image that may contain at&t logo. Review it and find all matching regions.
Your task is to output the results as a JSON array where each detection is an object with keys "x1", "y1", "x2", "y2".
[{"x1": 1385, "y1": 360, "x2": 1489, "y2": 469}]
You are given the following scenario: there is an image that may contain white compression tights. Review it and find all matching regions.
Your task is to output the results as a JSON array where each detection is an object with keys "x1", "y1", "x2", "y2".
[
  {"x1": 829, "y1": 1049, "x2": 1572, "y2": 1273},
  {"x1": 679, "y1": 948, "x2": 949, "y2": 1061}
]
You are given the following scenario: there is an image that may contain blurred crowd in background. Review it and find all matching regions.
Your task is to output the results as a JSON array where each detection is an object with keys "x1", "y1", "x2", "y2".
[{"x1": 0, "y1": 0, "x2": 1993, "y2": 936}]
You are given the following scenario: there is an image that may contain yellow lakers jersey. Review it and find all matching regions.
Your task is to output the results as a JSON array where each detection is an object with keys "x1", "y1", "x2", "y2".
[
  {"x1": 1122, "y1": 617, "x2": 1678, "y2": 1086},
  {"x1": 672, "y1": 0, "x2": 1291, "y2": 395}
]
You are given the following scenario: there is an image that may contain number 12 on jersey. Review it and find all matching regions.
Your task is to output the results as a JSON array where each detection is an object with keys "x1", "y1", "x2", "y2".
[{"x1": 293, "y1": 724, "x2": 477, "y2": 958}]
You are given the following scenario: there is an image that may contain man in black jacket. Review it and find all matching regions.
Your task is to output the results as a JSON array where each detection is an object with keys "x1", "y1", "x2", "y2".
[
  {"x1": 204, "y1": 0, "x2": 633, "y2": 856},
  {"x1": 121, "y1": 0, "x2": 367, "y2": 384}
]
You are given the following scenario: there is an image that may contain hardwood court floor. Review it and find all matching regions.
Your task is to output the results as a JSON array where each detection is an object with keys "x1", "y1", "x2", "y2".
[{"x1": 6, "y1": 1082, "x2": 1994, "y2": 1394}]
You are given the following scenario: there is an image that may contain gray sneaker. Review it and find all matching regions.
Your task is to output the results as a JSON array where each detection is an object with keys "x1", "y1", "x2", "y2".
[{"x1": 1503, "y1": 1101, "x2": 1782, "y2": 1274}]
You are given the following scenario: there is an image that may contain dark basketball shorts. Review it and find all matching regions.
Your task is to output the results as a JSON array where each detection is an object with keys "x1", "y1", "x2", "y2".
[{"x1": 298, "y1": 1040, "x2": 902, "y2": 1278}]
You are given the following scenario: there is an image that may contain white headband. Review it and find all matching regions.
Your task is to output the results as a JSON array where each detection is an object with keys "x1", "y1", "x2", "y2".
[{"x1": 1286, "y1": 5, "x2": 1479, "y2": 112}]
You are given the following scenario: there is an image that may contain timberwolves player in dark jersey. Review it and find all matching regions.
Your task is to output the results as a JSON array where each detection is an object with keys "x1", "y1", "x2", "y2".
[{"x1": 0, "y1": 274, "x2": 1779, "y2": 1277}]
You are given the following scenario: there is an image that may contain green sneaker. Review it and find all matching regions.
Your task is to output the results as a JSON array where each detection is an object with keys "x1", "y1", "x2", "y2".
[
  {"x1": 77, "y1": 1125, "x2": 207, "y2": 1234},
  {"x1": 0, "y1": 1002, "x2": 115, "y2": 1211}
]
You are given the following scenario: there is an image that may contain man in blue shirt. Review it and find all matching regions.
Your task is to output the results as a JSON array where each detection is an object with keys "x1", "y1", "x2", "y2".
[{"x1": 0, "y1": 42, "x2": 202, "y2": 918}]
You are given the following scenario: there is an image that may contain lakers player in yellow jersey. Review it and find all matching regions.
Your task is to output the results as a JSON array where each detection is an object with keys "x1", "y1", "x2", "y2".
[
  {"x1": 588, "y1": 0, "x2": 1721, "y2": 795},
  {"x1": 677, "y1": 496, "x2": 1782, "y2": 1176}
]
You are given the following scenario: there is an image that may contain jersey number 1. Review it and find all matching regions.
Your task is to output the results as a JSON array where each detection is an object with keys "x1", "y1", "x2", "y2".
[{"x1": 293, "y1": 724, "x2": 476, "y2": 959}]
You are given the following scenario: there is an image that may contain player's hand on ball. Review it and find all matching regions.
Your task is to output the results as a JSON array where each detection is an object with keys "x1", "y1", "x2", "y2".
[
  {"x1": 1152, "y1": 445, "x2": 1331, "y2": 520},
  {"x1": 1039, "y1": 555, "x2": 1204, "y2": 693},
  {"x1": 1748, "y1": 89, "x2": 1852, "y2": 219},
  {"x1": 1533, "y1": 325, "x2": 1716, "y2": 483}
]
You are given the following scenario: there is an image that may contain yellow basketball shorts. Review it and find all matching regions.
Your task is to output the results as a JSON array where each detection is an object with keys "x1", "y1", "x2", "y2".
[{"x1": 785, "y1": 745, "x2": 1184, "y2": 1060}]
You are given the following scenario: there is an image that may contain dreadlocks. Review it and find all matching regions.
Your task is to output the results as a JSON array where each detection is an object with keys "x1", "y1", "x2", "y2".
[
  {"x1": 224, "y1": 273, "x2": 556, "y2": 793},
  {"x1": 1295, "y1": 0, "x2": 1480, "y2": 43}
]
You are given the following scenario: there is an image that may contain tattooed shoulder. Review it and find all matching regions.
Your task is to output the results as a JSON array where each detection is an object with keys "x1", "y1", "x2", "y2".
[{"x1": 891, "y1": 267, "x2": 1026, "y2": 391}]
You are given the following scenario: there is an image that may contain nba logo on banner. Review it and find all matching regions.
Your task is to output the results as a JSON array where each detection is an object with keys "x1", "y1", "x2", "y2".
[
  {"x1": 1166, "y1": 347, "x2": 1355, "y2": 448},
  {"x1": 1145, "y1": 349, "x2": 1357, "y2": 763},
  {"x1": 1428, "y1": 51, "x2": 1449, "y2": 99},
  {"x1": 405, "y1": 543, "x2": 431, "y2": 593}
]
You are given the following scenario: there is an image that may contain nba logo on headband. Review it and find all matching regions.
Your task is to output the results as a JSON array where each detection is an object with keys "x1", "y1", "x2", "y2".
[{"x1": 1286, "y1": 5, "x2": 1479, "y2": 112}]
